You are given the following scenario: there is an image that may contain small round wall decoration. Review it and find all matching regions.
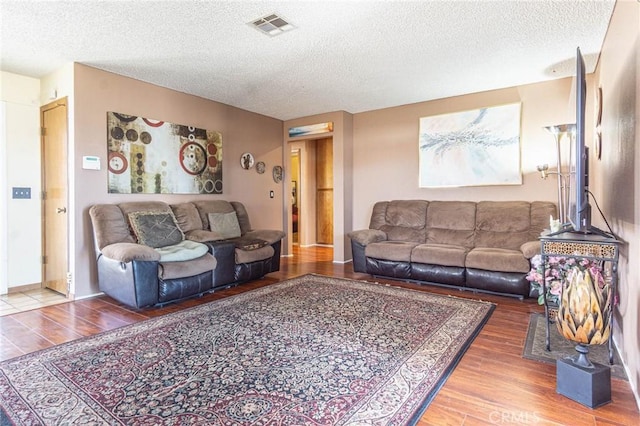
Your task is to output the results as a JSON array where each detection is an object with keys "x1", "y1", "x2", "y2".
[
  {"x1": 272, "y1": 165, "x2": 283, "y2": 183},
  {"x1": 256, "y1": 161, "x2": 266, "y2": 174},
  {"x1": 240, "y1": 152, "x2": 255, "y2": 170}
]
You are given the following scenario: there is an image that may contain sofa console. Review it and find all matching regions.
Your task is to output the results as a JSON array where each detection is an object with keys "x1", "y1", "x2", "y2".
[
  {"x1": 348, "y1": 200, "x2": 556, "y2": 299},
  {"x1": 89, "y1": 200, "x2": 285, "y2": 309}
]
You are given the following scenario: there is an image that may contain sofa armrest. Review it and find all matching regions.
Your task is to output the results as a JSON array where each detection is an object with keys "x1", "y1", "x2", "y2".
[
  {"x1": 243, "y1": 229, "x2": 286, "y2": 245},
  {"x1": 520, "y1": 240, "x2": 541, "y2": 259},
  {"x1": 347, "y1": 229, "x2": 387, "y2": 246},
  {"x1": 101, "y1": 243, "x2": 161, "y2": 263}
]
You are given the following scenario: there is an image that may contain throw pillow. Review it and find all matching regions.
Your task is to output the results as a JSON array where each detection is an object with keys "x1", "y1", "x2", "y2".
[
  {"x1": 208, "y1": 211, "x2": 241, "y2": 239},
  {"x1": 128, "y1": 211, "x2": 184, "y2": 248}
]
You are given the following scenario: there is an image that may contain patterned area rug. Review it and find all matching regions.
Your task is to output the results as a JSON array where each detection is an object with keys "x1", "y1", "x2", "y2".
[
  {"x1": 522, "y1": 313, "x2": 627, "y2": 380},
  {"x1": 0, "y1": 274, "x2": 494, "y2": 425}
]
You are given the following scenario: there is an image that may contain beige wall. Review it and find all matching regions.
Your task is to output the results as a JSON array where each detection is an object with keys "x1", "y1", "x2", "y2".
[
  {"x1": 593, "y1": 0, "x2": 639, "y2": 406},
  {"x1": 351, "y1": 78, "x2": 579, "y2": 230},
  {"x1": 72, "y1": 64, "x2": 284, "y2": 298}
]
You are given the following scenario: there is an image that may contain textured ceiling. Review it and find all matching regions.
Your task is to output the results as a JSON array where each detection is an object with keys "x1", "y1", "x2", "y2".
[{"x1": 0, "y1": 0, "x2": 616, "y2": 120}]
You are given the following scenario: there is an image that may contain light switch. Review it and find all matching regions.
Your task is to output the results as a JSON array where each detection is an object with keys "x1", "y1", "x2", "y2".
[
  {"x1": 12, "y1": 187, "x2": 31, "y2": 199},
  {"x1": 269, "y1": 190, "x2": 275, "y2": 198}
]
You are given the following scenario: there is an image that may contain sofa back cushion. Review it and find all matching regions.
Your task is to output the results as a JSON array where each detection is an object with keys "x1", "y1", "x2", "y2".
[
  {"x1": 370, "y1": 200, "x2": 428, "y2": 243},
  {"x1": 192, "y1": 200, "x2": 236, "y2": 231},
  {"x1": 530, "y1": 201, "x2": 557, "y2": 240},
  {"x1": 230, "y1": 201, "x2": 253, "y2": 235},
  {"x1": 170, "y1": 202, "x2": 203, "y2": 232},
  {"x1": 89, "y1": 204, "x2": 135, "y2": 250},
  {"x1": 426, "y1": 201, "x2": 476, "y2": 248},
  {"x1": 474, "y1": 201, "x2": 532, "y2": 250}
]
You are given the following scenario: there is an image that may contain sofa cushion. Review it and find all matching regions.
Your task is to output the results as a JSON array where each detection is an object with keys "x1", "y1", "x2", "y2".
[
  {"x1": 426, "y1": 201, "x2": 476, "y2": 248},
  {"x1": 376, "y1": 200, "x2": 429, "y2": 243},
  {"x1": 89, "y1": 204, "x2": 135, "y2": 249},
  {"x1": 411, "y1": 243, "x2": 468, "y2": 267},
  {"x1": 474, "y1": 201, "x2": 531, "y2": 250},
  {"x1": 158, "y1": 253, "x2": 217, "y2": 280},
  {"x1": 208, "y1": 212, "x2": 241, "y2": 239},
  {"x1": 231, "y1": 201, "x2": 253, "y2": 235},
  {"x1": 365, "y1": 241, "x2": 418, "y2": 262},
  {"x1": 192, "y1": 200, "x2": 235, "y2": 231},
  {"x1": 184, "y1": 229, "x2": 225, "y2": 243},
  {"x1": 170, "y1": 202, "x2": 203, "y2": 232},
  {"x1": 530, "y1": 201, "x2": 558, "y2": 240},
  {"x1": 465, "y1": 247, "x2": 530, "y2": 273},
  {"x1": 236, "y1": 245, "x2": 274, "y2": 264},
  {"x1": 154, "y1": 240, "x2": 209, "y2": 262},
  {"x1": 128, "y1": 211, "x2": 184, "y2": 248}
]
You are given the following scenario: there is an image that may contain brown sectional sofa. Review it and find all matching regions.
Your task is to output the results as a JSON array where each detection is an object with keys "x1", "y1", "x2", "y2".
[
  {"x1": 348, "y1": 200, "x2": 556, "y2": 298},
  {"x1": 89, "y1": 200, "x2": 285, "y2": 308}
]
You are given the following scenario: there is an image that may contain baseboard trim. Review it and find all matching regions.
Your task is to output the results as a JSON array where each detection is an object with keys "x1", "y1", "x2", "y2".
[{"x1": 7, "y1": 282, "x2": 42, "y2": 294}]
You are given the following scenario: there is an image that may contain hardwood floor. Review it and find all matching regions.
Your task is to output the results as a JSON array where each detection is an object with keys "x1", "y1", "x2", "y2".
[{"x1": 1, "y1": 246, "x2": 638, "y2": 425}]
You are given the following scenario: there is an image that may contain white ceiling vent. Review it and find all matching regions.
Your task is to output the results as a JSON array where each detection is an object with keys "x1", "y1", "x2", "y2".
[{"x1": 250, "y1": 13, "x2": 294, "y2": 36}]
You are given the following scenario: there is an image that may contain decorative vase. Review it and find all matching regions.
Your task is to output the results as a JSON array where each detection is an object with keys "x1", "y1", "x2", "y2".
[{"x1": 556, "y1": 266, "x2": 611, "y2": 346}]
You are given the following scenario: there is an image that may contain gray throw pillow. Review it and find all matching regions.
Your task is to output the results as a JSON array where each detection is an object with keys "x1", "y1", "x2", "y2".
[
  {"x1": 128, "y1": 211, "x2": 184, "y2": 248},
  {"x1": 208, "y1": 211, "x2": 241, "y2": 239}
]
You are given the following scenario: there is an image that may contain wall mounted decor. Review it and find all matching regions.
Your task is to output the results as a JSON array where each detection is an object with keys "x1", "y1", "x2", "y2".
[
  {"x1": 240, "y1": 152, "x2": 255, "y2": 170},
  {"x1": 595, "y1": 86, "x2": 603, "y2": 160},
  {"x1": 107, "y1": 112, "x2": 222, "y2": 194},
  {"x1": 288, "y1": 122, "x2": 333, "y2": 138},
  {"x1": 418, "y1": 103, "x2": 522, "y2": 188},
  {"x1": 273, "y1": 165, "x2": 283, "y2": 183},
  {"x1": 256, "y1": 161, "x2": 266, "y2": 174}
]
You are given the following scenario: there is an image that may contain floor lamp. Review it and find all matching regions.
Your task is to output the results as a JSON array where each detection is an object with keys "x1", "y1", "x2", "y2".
[{"x1": 537, "y1": 124, "x2": 575, "y2": 226}]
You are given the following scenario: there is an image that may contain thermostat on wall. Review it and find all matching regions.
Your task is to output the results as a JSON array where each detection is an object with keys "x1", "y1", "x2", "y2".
[{"x1": 83, "y1": 155, "x2": 101, "y2": 170}]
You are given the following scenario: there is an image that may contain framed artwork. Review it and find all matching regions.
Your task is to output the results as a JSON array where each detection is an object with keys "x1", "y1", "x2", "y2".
[
  {"x1": 107, "y1": 112, "x2": 223, "y2": 194},
  {"x1": 418, "y1": 103, "x2": 522, "y2": 188},
  {"x1": 288, "y1": 122, "x2": 333, "y2": 138},
  {"x1": 256, "y1": 161, "x2": 266, "y2": 174}
]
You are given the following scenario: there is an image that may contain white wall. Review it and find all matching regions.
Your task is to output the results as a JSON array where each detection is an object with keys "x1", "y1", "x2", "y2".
[{"x1": 0, "y1": 71, "x2": 41, "y2": 291}]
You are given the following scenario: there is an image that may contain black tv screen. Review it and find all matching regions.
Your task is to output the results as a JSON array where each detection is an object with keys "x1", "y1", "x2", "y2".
[{"x1": 568, "y1": 47, "x2": 591, "y2": 232}]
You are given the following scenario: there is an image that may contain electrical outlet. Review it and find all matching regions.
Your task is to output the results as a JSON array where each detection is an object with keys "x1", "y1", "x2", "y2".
[{"x1": 12, "y1": 187, "x2": 31, "y2": 199}]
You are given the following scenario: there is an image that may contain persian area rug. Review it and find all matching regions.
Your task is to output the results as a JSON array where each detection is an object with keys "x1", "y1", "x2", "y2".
[
  {"x1": 0, "y1": 274, "x2": 494, "y2": 425},
  {"x1": 523, "y1": 313, "x2": 627, "y2": 380}
]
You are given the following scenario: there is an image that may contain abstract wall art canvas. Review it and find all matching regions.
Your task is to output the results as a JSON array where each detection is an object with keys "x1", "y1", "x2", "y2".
[
  {"x1": 418, "y1": 103, "x2": 522, "y2": 188},
  {"x1": 107, "y1": 112, "x2": 223, "y2": 194},
  {"x1": 288, "y1": 122, "x2": 334, "y2": 138}
]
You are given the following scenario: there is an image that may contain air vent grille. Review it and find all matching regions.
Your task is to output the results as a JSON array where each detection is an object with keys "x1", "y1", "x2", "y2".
[{"x1": 250, "y1": 13, "x2": 294, "y2": 36}]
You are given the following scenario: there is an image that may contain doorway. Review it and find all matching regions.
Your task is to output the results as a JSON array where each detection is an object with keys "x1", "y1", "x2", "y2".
[
  {"x1": 40, "y1": 98, "x2": 69, "y2": 296},
  {"x1": 291, "y1": 149, "x2": 300, "y2": 244},
  {"x1": 289, "y1": 138, "x2": 333, "y2": 248}
]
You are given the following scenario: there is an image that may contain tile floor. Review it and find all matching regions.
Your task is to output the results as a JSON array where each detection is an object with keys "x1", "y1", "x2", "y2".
[{"x1": 0, "y1": 288, "x2": 69, "y2": 316}]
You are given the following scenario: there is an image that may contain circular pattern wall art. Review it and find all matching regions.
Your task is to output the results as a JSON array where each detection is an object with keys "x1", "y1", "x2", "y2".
[
  {"x1": 240, "y1": 152, "x2": 255, "y2": 170},
  {"x1": 272, "y1": 165, "x2": 283, "y2": 183},
  {"x1": 256, "y1": 161, "x2": 266, "y2": 174}
]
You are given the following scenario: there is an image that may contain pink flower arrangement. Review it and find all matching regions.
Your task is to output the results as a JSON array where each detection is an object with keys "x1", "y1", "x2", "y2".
[{"x1": 527, "y1": 255, "x2": 606, "y2": 305}]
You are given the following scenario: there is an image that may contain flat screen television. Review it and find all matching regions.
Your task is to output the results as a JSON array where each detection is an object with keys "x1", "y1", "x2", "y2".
[{"x1": 568, "y1": 47, "x2": 592, "y2": 233}]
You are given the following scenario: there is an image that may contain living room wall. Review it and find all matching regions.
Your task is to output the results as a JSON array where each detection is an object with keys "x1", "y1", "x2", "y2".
[
  {"x1": 592, "y1": 0, "x2": 639, "y2": 407},
  {"x1": 0, "y1": 72, "x2": 41, "y2": 292},
  {"x1": 71, "y1": 64, "x2": 284, "y2": 298},
  {"x1": 351, "y1": 77, "x2": 579, "y2": 230}
]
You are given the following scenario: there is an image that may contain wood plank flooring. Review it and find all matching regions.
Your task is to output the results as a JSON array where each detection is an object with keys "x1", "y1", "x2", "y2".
[{"x1": 1, "y1": 246, "x2": 638, "y2": 425}]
